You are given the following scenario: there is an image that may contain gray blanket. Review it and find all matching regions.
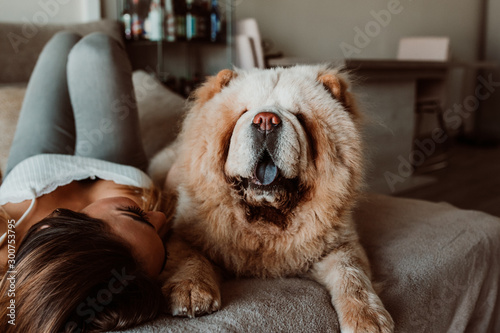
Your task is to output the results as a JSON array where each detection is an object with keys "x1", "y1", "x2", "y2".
[{"x1": 117, "y1": 194, "x2": 500, "y2": 333}]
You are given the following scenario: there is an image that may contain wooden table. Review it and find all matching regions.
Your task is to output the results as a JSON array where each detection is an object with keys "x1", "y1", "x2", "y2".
[{"x1": 345, "y1": 59, "x2": 450, "y2": 80}]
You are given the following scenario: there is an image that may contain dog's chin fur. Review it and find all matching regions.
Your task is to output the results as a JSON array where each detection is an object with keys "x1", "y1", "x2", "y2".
[
  {"x1": 159, "y1": 65, "x2": 394, "y2": 332},
  {"x1": 229, "y1": 175, "x2": 302, "y2": 229}
]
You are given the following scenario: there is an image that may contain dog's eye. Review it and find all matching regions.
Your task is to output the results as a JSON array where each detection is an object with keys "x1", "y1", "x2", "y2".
[
  {"x1": 295, "y1": 113, "x2": 307, "y2": 128},
  {"x1": 295, "y1": 113, "x2": 318, "y2": 162}
]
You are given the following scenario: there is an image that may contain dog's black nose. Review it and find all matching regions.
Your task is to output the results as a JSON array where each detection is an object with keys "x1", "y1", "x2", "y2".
[{"x1": 252, "y1": 112, "x2": 281, "y2": 133}]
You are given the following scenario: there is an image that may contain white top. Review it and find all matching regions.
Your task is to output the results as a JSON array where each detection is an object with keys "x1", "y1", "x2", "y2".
[{"x1": 0, "y1": 154, "x2": 153, "y2": 245}]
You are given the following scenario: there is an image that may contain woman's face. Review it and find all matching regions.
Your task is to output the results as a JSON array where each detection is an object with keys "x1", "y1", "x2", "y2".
[{"x1": 80, "y1": 197, "x2": 168, "y2": 277}]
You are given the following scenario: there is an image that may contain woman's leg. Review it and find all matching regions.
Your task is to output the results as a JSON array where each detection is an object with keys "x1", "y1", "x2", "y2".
[
  {"x1": 5, "y1": 32, "x2": 81, "y2": 176},
  {"x1": 67, "y1": 33, "x2": 148, "y2": 172}
]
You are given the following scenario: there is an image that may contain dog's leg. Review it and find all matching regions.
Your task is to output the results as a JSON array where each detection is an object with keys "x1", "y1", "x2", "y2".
[
  {"x1": 310, "y1": 235, "x2": 394, "y2": 333},
  {"x1": 160, "y1": 234, "x2": 221, "y2": 318}
]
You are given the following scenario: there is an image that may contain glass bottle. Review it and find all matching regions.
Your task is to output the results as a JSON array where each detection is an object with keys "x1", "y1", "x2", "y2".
[
  {"x1": 121, "y1": 1, "x2": 132, "y2": 40},
  {"x1": 209, "y1": 0, "x2": 220, "y2": 42},
  {"x1": 146, "y1": 0, "x2": 162, "y2": 41},
  {"x1": 165, "y1": 0, "x2": 176, "y2": 42},
  {"x1": 195, "y1": 0, "x2": 209, "y2": 41},
  {"x1": 174, "y1": 0, "x2": 187, "y2": 41},
  {"x1": 131, "y1": 0, "x2": 143, "y2": 40},
  {"x1": 186, "y1": 0, "x2": 196, "y2": 41}
]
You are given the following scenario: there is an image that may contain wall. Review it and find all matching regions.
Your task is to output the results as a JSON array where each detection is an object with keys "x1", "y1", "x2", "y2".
[
  {"x1": 100, "y1": 0, "x2": 119, "y2": 21},
  {"x1": 235, "y1": 0, "x2": 481, "y2": 62},
  {"x1": 0, "y1": 0, "x2": 101, "y2": 24}
]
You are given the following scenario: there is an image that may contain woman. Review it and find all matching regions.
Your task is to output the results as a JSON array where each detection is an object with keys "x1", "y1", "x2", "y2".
[{"x1": 0, "y1": 31, "x2": 170, "y2": 332}]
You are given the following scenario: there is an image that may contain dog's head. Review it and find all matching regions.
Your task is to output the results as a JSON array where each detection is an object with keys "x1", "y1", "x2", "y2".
[{"x1": 176, "y1": 65, "x2": 363, "y2": 228}]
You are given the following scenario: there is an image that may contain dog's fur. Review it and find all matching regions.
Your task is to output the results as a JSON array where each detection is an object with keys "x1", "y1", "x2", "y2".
[{"x1": 153, "y1": 65, "x2": 394, "y2": 332}]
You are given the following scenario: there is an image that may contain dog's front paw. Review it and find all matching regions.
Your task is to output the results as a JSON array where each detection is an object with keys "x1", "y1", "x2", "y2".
[
  {"x1": 163, "y1": 279, "x2": 221, "y2": 318},
  {"x1": 339, "y1": 298, "x2": 394, "y2": 333}
]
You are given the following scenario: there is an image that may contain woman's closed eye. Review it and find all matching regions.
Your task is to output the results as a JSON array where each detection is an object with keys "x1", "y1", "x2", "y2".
[{"x1": 118, "y1": 206, "x2": 156, "y2": 229}]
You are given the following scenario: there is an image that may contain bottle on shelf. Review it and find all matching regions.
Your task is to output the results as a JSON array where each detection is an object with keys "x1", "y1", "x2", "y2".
[
  {"x1": 131, "y1": 0, "x2": 143, "y2": 40},
  {"x1": 185, "y1": 0, "x2": 196, "y2": 41},
  {"x1": 174, "y1": 0, "x2": 187, "y2": 41},
  {"x1": 165, "y1": 0, "x2": 176, "y2": 42},
  {"x1": 145, "y1": 0, "x2": 162, "y2": 41},
  {"x1": 209, "y1": 0, "x2": 221, "y2": 42},
  {"x1": 121, "y1": 2, "x2": 132, "y2": 40},
  {"x1": 195, "y1": 0, "x2": 209, "y2": 41},
  {"x1": 186, "y1": 0, "x2": 211, "y2": 41}
]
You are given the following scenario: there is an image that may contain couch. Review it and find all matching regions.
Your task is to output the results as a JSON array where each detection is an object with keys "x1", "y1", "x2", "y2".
[{"x1": 1, "y1": 20, "x2": 499, "y2": 333}]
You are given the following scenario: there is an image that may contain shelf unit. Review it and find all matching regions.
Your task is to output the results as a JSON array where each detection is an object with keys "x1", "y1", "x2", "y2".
[{"x1": 117, "y1": 0, "x2": 233, "y2": 92}]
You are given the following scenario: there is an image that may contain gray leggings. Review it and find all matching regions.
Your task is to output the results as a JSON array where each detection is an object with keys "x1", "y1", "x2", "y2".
[{"x1": 5, "y1": 32, "x2": 148, "y2": 176}]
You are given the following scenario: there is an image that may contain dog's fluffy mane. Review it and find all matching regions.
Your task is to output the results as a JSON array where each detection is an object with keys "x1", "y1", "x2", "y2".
[{"x1": 169, "y1": 65, "x2": 364, "y2": 278}]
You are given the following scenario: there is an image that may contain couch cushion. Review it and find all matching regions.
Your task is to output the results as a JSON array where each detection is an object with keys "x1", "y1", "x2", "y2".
[
  {"x1": 132, "y1": 70, "x2": 186, "y2": 159},
  {"x1": 0, "y1": 19, "x2": 123, "y2": 84},
  {"x1": 119, "y1": 278, "x2": 340, "y2": 333},
  {"x1": 0, "y1": 84, "x2": 25, "y2": 177}
]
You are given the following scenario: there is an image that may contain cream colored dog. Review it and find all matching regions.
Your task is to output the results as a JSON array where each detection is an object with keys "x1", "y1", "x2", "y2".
[{"x1": 152, "y1": 65, "x2": 394, "y2": 333}]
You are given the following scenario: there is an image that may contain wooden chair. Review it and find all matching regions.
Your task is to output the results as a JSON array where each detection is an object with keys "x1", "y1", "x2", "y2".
[
  {"x1": 235, "y1": 18, "x2": 265, "y2": 70},
  {"x1": 397, "y1": 37, "x2": 451, "y2": 172},
  {"x1": 234, "y1": 18, "x2": 283, "y2": 70}
]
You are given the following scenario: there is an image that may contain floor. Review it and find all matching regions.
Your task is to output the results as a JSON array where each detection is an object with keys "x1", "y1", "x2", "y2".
[{"x1": 395, "y1": 142, "x2": 500, "y2": 217}]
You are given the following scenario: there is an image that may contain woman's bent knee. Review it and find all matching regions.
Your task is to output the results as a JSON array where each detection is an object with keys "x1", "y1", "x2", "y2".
[
  {"x1": 67, "y1": 32, "x2": 128, "y2": 72},
  {"x1": 48, "y1": 31, "x2": 81, "y2": 47},
  {"x1": 69, "y1": 33, "x2": 122, "y2": 59}
]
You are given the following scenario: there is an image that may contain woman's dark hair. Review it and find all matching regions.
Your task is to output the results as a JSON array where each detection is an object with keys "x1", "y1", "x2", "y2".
[{"x1": 0, "y1": 209, "x2": 165, "y2": 332}]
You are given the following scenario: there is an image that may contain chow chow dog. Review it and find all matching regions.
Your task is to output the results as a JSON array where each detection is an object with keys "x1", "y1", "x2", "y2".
[{"x1": 153, "y1": 65, "x2": 394, "y2": 332}]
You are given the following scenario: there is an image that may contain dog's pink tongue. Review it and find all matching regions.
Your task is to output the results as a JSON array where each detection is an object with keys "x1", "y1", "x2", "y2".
[{"x1": 256, "y1": 157, "x2": 278, "y2": 185}]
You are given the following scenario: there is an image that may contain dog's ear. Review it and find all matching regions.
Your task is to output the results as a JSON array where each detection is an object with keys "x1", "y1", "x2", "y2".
[
  {"x1": 194, "y1": 69, "x2": 237, "y2": 104},
  {"x1": 318, "y1": 72, "x2": 360, "y2": 119}
]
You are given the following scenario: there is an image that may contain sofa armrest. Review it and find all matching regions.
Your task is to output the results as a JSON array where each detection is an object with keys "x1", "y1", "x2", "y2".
[{"x1": 0, "y1": 19, "x2": 124, "y2": 84}]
